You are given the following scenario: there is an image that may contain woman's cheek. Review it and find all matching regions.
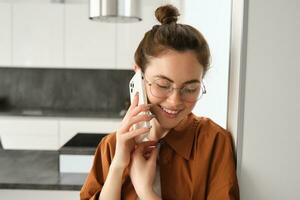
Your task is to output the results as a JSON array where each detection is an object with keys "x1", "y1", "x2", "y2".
[
  {"x1": 147, "y1": 92, "x2": 162, "y2": 106},
  {"x1": 185, "y1": 101, "x2": 197, "y2": 111}
]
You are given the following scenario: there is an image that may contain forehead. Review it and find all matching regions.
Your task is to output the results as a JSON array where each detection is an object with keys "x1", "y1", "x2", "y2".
[{"x1": 145, "y1": 50, "x2": 203, "y2": 84}]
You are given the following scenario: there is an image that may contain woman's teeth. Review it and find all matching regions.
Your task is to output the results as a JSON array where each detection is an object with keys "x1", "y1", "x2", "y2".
[{"x1": 161, "y1": 106, "x2": 179, "y2": 114}]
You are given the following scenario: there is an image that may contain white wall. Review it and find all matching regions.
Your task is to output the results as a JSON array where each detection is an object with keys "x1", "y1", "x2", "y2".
[
  {"x1": 183, "y1": 0, "x2": 232, "y2": 128},
  {"x1": 239, "y1": 0, "x2": 300, "y2": 199}
]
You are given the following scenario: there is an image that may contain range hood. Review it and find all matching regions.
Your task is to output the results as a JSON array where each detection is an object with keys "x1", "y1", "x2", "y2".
[{"x1": 89, "y1": 0, "x2": 141, "y2": 22}]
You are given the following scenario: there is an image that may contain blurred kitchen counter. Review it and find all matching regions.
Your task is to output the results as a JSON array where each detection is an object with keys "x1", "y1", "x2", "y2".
[{"x1": 0, "y1": 143, "x2": 87, "y2": 190}]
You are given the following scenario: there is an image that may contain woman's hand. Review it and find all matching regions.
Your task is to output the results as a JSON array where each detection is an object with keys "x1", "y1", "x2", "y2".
[
  {"x1": 129, "y1": 141, "x2": 161, "y2": 200},
  {"x1": 112, "y1": 93, "x2": 154, "y2": 170}
]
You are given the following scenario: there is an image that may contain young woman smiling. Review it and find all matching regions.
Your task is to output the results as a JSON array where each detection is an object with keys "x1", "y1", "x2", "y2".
[{"x1": 80, "y1": 4, "x2": 239, "y2": 200}]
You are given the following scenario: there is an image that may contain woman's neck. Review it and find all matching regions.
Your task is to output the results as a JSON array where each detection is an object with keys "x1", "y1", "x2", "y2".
[{"x1": 148, "y1": 119, "x2": 169, "y2": 141}]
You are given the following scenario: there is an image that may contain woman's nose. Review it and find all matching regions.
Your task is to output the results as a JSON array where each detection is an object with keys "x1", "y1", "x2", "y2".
[{"x1": 166, "y1": 89, "x2": 183, "y2": 105}]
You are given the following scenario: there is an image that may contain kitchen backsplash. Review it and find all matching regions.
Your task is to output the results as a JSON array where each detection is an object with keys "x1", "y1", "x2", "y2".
[{"x1": 0, "y1": 68, "x2": 134, "y2": 117}]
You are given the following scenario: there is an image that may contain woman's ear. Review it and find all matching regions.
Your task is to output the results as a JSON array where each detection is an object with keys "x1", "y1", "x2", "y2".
[{"x1": 133, "y1": 64, "x2": 141, "y2": 72}]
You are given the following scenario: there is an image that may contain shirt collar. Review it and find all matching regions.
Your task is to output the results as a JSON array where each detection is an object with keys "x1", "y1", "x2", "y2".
[{"x1": 162, "y1": 113, "x2": 197, "y2": 160}]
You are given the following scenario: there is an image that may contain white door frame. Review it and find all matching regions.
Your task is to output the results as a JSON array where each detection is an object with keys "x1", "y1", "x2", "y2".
[{"x1": 227, "y1": 0, "x2": 248, "y2": 178}]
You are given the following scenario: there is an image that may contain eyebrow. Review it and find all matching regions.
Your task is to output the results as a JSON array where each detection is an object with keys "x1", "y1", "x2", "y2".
[{"x1": 153, "y1": 75, "x2": 201, "y2": 84}]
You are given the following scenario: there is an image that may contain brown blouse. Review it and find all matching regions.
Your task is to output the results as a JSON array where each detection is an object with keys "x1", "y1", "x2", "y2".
[{"x1": 80, "y1": 114, "x2": 239, "y2": 200}]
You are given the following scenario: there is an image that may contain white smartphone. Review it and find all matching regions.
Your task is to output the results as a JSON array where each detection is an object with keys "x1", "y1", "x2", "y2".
[{"x1": 129, "y1": 70, "x2": 151, "y2": 143}]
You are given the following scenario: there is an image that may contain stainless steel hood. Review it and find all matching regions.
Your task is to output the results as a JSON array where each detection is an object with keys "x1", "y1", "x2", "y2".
[{"x1": 89, "y1": 0, "x2": 141, "y2": 22}]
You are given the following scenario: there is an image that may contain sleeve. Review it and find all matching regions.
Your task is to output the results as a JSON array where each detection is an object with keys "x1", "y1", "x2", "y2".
[
  {"x1": 80, "y1": 134, "x2": 116, "y2": 200},
  {"x1": 206, "y1": 132, "x2": 240, "y2": 200}
]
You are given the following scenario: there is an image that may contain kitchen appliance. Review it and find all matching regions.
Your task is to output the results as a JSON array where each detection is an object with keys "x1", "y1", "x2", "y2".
[{"x1": 89, "y1": 0, "x2": 141, "y2": 22}]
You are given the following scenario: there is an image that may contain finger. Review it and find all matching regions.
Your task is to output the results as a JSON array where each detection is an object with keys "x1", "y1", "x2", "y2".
[
  {"x1": 130, "y1": 104, "x2": 152, "y2": 117},
  {"x1": 119, "y1": 111, "x2": 153, "y2": 134},
  {"x1": 144, "y1": 145, "x2": 156, "y2": 154},
  {"x1": 128, "y1": 92, "x2": 139, "y2": 111},
  {"x1": 132, "y1": 141, "x2": 157, "y2": 162},
  {"x1": 120, "y1": 104, "x2": 152, "y2": 133},
  {"x1": 119, "y1": 106, "x2": 152, "y2": 133},
  {"x1": 124, "y1": 127, "x2": 151, "y2": 140},
  {"x1": 123, "y1": 98, "x2": 138, "y2": 126},
  {"x1": 128, "y1": 113, "x2": 154, "y2": 128},
  {"x1": 135, "y1": 141, "x2": 158, "y2": 154},
  {"x1": 123, "y1": 94, "x2": 138, "y2": 123},
  {"x1": 148, "y1": 147, "x2": 159, "y2": 164},
  {"x1": 143, "y1": 146, "x2": 156, "y2": 158},
  {"x1": 143, "y1": 153, "x2": 151, "y2": 160}
]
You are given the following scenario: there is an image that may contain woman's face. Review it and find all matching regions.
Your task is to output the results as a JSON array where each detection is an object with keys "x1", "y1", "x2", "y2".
[{"x1": 144, "y1": 50, "x2": 204, "y2": 130}]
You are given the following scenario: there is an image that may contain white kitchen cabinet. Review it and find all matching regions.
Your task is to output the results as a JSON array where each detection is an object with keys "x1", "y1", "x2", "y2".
[
  {"x1": 59, "y1": 118, "x2": 121, "y2": 146},
  {"x1": 12, "y1": 3, "x2": 64, "y2": 67},
  {"x1": 0, "y1": 3, "x2": 12, "y2": 66},
  {"x1": 0, "y1": 117, "x2": 59, "y2": 150},
  {"x1": 115, "y1": 0, "x2": 183, "y2": 70},
  {"x1": 115, "y1": 0, "x2": 162, "y2": 70},
  {"x1": 0, "y1": 116, "x2": 121, "y2": 150},
  {"x1": 64, "y1": 3, "x2": 116, "y2": 69},
  {"x1": 0, "y1": 0, "x2": 185, "y2": 69}
]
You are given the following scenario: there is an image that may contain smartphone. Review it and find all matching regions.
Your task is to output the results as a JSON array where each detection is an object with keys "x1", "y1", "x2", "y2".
[{"x1": 129, "y1": 70, "x2": 151, "y2": 143}]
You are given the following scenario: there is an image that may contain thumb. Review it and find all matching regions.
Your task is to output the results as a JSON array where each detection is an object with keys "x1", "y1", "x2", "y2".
[
  {"x1": 129, "y1": 92, "x2": 139, "y2": 109},
  {"x1": 148, "y1": 147, "x2": 159, "y2": 165}
]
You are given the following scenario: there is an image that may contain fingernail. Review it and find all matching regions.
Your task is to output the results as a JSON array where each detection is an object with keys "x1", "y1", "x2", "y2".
[{"x1": 135, "y1": 92, "x2": 139, "y2": 96}]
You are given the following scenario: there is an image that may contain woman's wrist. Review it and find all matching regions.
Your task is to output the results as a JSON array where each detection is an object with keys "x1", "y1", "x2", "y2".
[{"x1": 110, "y1": 159, "x2": 127, "y2": 173}]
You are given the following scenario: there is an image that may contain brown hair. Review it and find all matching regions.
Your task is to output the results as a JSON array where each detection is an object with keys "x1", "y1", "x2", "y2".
[{"x1": 134, "y1": 4, "x2": 211, "y2": 77}]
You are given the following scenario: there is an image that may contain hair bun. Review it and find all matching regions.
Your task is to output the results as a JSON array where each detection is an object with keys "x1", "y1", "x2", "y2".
[{"x1": 155, "y1": 4, "x2": 180, "y2": 25}]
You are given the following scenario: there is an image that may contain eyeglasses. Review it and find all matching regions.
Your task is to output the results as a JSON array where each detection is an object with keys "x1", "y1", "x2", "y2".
[{"x1": 145, "y1": 77, "x2": 206, "y2": 103}]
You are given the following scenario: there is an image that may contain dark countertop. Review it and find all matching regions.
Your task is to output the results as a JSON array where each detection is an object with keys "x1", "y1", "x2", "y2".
[
  {"x1": 0, "y1": 133, "x2": 108, "y2": 190},
  {"x1": 0, "y1": 108, "x2": 124, "y2": 118},
  {"x1": 59, "y1": 133, "x2": 108, "y2": 155},
  {"x1": 0, "y1": 147, "x2": 87, "y2": 190},
  {"x1": 0, "y1": 173, "x2": 87, "y2": 190}
]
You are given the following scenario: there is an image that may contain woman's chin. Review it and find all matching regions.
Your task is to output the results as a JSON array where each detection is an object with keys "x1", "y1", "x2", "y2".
[{"x1": 154, "y1": 114, "x2": 182, "y2": 130}]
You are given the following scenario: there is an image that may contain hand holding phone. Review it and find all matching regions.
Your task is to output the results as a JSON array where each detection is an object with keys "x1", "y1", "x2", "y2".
[{"x1": 129, "y1": 70, "x2": 151, "y2": 143}]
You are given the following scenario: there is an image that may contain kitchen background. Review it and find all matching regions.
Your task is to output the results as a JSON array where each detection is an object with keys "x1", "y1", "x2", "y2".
[{"x1": 0, "y1": 0, "x2": 232, "y2": 199}]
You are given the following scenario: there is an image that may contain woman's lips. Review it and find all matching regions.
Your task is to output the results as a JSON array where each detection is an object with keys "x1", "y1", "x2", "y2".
[{"x1": 159, "y1": 105, "x2": 182, "y2": 118}]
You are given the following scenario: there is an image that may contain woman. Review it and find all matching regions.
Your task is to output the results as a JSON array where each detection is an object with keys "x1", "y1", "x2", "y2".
[{"x1": 80, "y1": 4, "x2": 239, "y2": 200}]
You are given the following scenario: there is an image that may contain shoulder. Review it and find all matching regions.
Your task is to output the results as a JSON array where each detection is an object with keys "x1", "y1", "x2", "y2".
[
  {"x1": 99, "y1": 132, "x2": 117, "y2": 147},
  {"x1": 95, "y1": 132, "x2": 117, "y2": 157},
  {"x1": 193, "y1": 115, "x2": 229, "y2": 136},
  {"x1": 191, "y1": 115, "x2": 234, "y2": 149}
]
